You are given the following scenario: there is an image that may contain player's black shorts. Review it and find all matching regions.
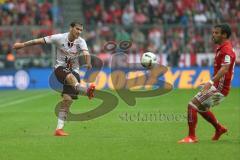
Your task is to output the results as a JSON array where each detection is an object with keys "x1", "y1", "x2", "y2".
[{"x1": 54, "y1": 66, "x2": 80, "y2": 99}]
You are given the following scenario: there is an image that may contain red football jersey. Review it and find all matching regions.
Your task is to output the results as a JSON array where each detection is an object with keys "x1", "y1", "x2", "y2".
[{"x1": 213, "y1": 40, "x2": 236, "y2": 96}]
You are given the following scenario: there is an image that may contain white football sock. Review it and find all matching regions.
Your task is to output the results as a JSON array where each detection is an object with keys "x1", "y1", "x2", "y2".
[{"x1": 56, "y1": 111, "x2": 67, "y2": 129}]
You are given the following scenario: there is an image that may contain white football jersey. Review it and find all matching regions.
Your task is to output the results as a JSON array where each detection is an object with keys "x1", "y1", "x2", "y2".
[{"x1": 44, "y1": 32, "x2": 89, "y2": 72}]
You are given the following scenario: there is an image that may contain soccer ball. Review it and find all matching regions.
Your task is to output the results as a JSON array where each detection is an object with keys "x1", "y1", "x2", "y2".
[{"x1": 141, "y1": 52, "x2": 157, "y2": 68}]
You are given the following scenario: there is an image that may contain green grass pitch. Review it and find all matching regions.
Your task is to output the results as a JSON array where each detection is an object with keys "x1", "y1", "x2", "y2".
[{"x1": 0, "y1": 88, "x2": 239, "y2": 160}]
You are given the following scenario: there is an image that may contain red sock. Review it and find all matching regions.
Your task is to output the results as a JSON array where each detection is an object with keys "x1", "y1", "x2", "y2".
[
  {"x1": 188, "y1": 104, "x2": 198, "y2": 137},
  {"x1": 199, "y1": 111, "x2": 220, "y2": 130}
]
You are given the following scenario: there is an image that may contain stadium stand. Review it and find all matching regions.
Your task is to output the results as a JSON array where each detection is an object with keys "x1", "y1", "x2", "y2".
[{"x1": 0, "y1": 0, "x2": 239, "y2": 68}]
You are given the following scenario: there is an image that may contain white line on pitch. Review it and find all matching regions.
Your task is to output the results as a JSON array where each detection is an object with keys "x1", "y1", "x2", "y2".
[{"x1": 0, "y1": 93, "x2": 52, "y2": 108}]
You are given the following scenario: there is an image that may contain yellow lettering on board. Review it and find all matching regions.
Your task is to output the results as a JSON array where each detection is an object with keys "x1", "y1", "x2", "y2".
[
  {"x1": 88, "y1": 71, "x2": 107, "y2": 90},
  {"x1": 108, "y1": 71, "x2": 126, "y2": 90},
  {"x1": 126, "y1": 71, "x2": 146, "y2": 90},
  {"x1": 164, "y1": 69, "x2": 181, "y2": 86},
  {"x1": 179, "y1": 70, "x2": 196, "y2": 89},
  {"x1": 145, "y1": 67, "x2": 167, "y2": 89},
  {"x1": 193, "y1": 70, "x2": 211, "y2": 88}
]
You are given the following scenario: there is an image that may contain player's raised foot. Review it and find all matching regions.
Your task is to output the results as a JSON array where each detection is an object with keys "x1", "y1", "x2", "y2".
[
  {"x1": 178, "y1": 136, "x2": 198, "y2": 143},
  {"x1": 54, "y1": 129, "x2": 69, "y2": 136},
  {"x1": 212, "y1": 125, "x2": 228, "y2": 141},
  {"x1": 87, "y1": 84, "x2": 95, "y2": 99}
]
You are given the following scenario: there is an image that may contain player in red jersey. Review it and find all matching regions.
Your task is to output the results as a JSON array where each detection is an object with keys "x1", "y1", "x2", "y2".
[{"x1": 179, "y1": 24, "x2": 236, "y2": 143}]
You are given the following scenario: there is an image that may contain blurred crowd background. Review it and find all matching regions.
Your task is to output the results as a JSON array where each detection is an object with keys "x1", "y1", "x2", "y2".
[{"x1": 0, "y1": 0, "x2": 239, "y2": 69}]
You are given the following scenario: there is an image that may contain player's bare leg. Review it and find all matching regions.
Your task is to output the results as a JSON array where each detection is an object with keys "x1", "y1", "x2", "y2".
[
  {"x1": 65, "y1": 73, "x2": 95, "y2": 99},
  {"x1": 55, "y1": 94, "x2": 73, "y2": 136}
]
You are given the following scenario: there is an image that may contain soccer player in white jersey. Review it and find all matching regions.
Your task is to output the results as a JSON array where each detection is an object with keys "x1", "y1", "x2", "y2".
[{"x1": 13, "y1": 21, "x2": 95, "y2": 136}]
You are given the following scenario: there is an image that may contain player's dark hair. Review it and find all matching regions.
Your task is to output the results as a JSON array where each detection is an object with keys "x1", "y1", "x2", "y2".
[
  {"x1": 214, "y1": 24, "x2": 232, "y2": 39},
  {"x1": 70, "y1": 21, "x2": 83, "y2": 27}
]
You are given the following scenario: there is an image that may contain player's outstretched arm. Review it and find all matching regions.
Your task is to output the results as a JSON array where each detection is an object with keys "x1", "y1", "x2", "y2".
[{"x1": 13, "y1": 38, "x2": 45, "y2": 50}]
